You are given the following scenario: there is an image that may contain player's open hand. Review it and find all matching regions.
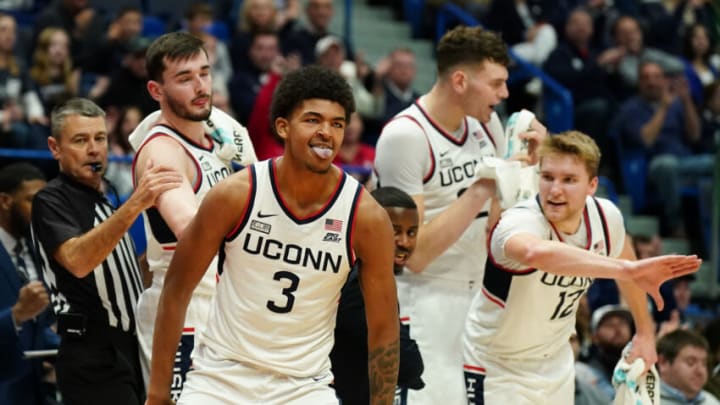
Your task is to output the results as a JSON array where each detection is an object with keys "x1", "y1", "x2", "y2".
[
  {"x1": 518, "y1": 119, "x2": 547, "y2": 166},
  {"x1": 132, "y1": 160, "x2": 184, "y2": 210},
  {"x1": 627, "y1": 255, "x2": 702, "y2": 311}
]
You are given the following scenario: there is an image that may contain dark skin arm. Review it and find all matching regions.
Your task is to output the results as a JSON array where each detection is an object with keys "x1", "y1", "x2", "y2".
[
  {"x1": 145, "y1": 172, "x2": 249, "y2": 405},
  {"x1": 354, "y1": 191, "x2": 400, "y2": 405}
]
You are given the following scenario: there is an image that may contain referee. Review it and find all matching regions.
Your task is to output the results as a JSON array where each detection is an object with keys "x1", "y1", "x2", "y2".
[{"x1": 30, "y1": 98, "x2": 182, "y2": 405}]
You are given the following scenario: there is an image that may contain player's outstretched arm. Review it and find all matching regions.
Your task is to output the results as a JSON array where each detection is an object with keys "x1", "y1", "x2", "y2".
[
  {"x1": 145, "y1": 172, "x2": 250, "y2": 405},
  {"x1": 504, "y1": 233, "x2": 701, "y2": 286},
  {"x1": 354, "y1": 191, "x2": 400, "y2": 405}
]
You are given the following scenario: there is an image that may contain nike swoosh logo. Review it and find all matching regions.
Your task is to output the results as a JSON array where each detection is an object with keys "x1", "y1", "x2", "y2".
[
  {"x1": 439, "y1": 150, "x2": 449, "y2": 157},
  {"x1": 312, "y1": 373, "x2": 328, "y2": 382},
  {"x1": 257, "y1": 212, "x2": 277, "y2": 218}
]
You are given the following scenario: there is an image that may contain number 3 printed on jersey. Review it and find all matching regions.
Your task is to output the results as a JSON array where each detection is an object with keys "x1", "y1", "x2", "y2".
[{"x1": 267, "y1": 271, "x2": 300, "y2": 313}]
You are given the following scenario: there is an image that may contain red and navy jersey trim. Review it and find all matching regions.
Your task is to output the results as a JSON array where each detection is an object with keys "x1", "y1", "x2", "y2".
[
  {"x1": 225, "y1": 164, "x2": 256, "y2": 242},
  {"x1": 269, "y1": 159, "x2": 347, "y2": 225},
  {"x1": 345, "y1": 183, "x2": 363, "y2": 266},
  {"x1": 592, "y1": 197, "x2": 611, "y2": 255},
  {"x1": 154, "y1": 124, "x2": 215, "y2": 152},
  {"x1": 480, "y1": 122, "x2": 497, "y2": 150},
  {"x1": 414, "y1": 101, "x2": 468, "y2": 146}
]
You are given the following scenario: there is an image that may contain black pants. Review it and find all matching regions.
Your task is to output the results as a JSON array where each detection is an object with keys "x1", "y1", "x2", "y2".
[{"x1": 56, "y1": 325, "x2": 144, "y2": 405}]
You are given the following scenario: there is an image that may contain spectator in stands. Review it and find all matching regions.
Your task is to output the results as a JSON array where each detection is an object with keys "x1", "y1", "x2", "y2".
[
  {"x1": 231, "y1": 0, "x2": 296, "y2": 72},
  {"x1": 98, "y1": 36, "x2": 157, "y2": 117},
  {"x1": 333, "y1": 112, "x2": 374, "y2": 185},
  {"x1": 30, "y1": 28, "x2": 79, "y2": 114},
  {"x1": 245, "y1": 51, "x2": 300, "y2": 160},
  {"x1": 637, "y1": 0, "x2": 715, "y2": 55},
  {"x1": 579, "y1": 305, "x2": 635, "y2": 399},
  {"x1": 315, "y1": 35, "x2": 385, "y2": 120},
  {"x1": 0, "y1": 162, "x2": 59, "y2": 405},
  {"x1": 228, "y1": 30, "x2": 280, "y2": 125},
  {"x1": 612, "y1": 60, "x2": 711, "y2": 236},
  {"x1": 682, "y1": 23, "x2": 718, "y2": 107},
  {"x1": 33, "y1": 0, "x2": 106, "y2": 70},
  {"x1": 544, "y1": 8, "x2": 612, "y2": 153},
  {"x1": 284, "y1": 0, "x2": 350, "y2": 65},
  {"x1": 0, "y1": 13, "x2": 48, "y2": 151},
  {"x1": 703, "y1": 318, "x2": 720, "y2": 399},
  {"x1": 598, "y1": 15, "x2": 684, "y2": 102},
  {"x1": 380, "y1": 48, "x2": 420, "y2": 126},
  {"x1": 105, "y1": 105, "x2": 141, "y2": 198},
  {"x1": 699, "y1": 80, "x2": 720, "y2": 154},
  {"x1": 657, "y1": 329, "x2": 720, "y2": 405},
  {"x1": 82, "y1": 5, "x2": 142, "y2": 100}
]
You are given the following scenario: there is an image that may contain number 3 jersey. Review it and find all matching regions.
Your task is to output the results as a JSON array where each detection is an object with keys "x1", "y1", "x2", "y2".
[
  {"x1": 198, "y1": 159, "x2": 362, "y2": 377},
  {"x1": 464, "y1": 195, "x2": 625, "y2": 359}
]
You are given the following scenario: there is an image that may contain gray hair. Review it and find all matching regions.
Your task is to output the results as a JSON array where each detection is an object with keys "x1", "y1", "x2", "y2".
[{"x1": 51, "y1": 98, "x2": 106, "y2": 138}]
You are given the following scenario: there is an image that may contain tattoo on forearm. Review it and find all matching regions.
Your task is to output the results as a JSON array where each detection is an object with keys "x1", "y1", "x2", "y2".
[{"x1": 369, "y1": 339, "x2": 400, "y2": 405}]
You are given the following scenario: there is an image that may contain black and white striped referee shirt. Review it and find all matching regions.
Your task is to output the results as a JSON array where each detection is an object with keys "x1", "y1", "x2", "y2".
[{"x1": 31, "y1": 173, "x2": 143, "y2": 334}]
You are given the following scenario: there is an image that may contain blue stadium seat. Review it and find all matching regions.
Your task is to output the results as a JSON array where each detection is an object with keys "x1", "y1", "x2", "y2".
[{"x1": 617, "y1": 149, "x2": 648, "y2": 214}]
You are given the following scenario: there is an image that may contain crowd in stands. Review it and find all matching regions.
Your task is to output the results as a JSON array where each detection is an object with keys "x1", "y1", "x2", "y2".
[{"x1": 0, "y1": 0, "x2": 718, "y2": 404}]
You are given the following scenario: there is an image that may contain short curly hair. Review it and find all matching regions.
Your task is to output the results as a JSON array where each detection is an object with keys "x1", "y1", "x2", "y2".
[{"x1": 270, "y1": 66, "x2": 355, "y2": 135}]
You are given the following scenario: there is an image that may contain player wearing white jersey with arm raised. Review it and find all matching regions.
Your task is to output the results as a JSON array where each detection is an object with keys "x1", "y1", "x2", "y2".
[
  {"x1": 130, "y1": 32, "x2": 256, "y2": 400},
  {"x1": 146, "y1": 66, "x2": 399, "y2": 405},
  {"x1": 373, "y1": 25, "x2": 546, "y2": 405},
  {"x1": 463, "y1": 131, "x2": 702, "y2": 404}
]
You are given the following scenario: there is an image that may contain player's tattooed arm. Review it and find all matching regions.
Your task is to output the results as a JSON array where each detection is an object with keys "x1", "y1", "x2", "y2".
[{"x1": 369, "y1": 338, "x2": 400, "y2": 405}]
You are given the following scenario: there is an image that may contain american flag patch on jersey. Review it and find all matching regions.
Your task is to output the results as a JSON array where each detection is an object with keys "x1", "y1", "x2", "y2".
[{"x1": 325, "y1": 218, "x2": 343, "y2": 232}]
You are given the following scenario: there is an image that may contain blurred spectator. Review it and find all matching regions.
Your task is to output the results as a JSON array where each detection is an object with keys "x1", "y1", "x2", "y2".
[
  {"x1": 638, "y1": 0, "x2": 715, "y2": 55},
  {"x1": 578, "y1": 305, "x2": 635, "y2": 399},
  {"x1": 105, "y1": 105, "x2": 141, "y2": 198},
  {"x1": 98, "y1": 36, "x2": 157, "y2": 117},
  {"x1": 246, "y1": 52, "x2": 300, "y2": 160},
  {"x1": 699, "y1": 80, "x2": 720, "y2": 153},
  {"x1": 199, "y1": 32, "x2": 232, "y2": 113},
  {"x1": 333, "y1": 112, "x2": 374, "y2": 185},
  {"x1": 33, "y1": 0, "x2": 107, "y2": 70},
  {"x1": 0, "y1": 162, "x2": 59, "y2": 405},
  {"x1": 30, "y1": 27, "x2": 79, "y2": 114},
  {"x1": 284, "y1": 0, "x2": 351, "y2": 65},
  {"x1": 657, "y1": 329, "x2": 720, "y2": 405},
  {"x1": 704, "y1": 318, "x2": 720, "y2": 399},
  {"x1": 612, "y1": 60, "x2": 711, "y2": 236},
  {"x1": 231, "y1": 0, "x2": 296, "y2": 72},
  {"x1": 0, "y1": 13, "x2": 48, "y2": 150},
  {"x1": 82, "y1": 5, "x2": 142, "y2": 99},
  {"x1": 544, "y1": 8, "x2": 613, "y2": 162},
  {"x1": 484, "y1": 0, "x2": 557, "y2": 66},
  {"x1": 380, "y1": 47, "x2": 419, "y2": 126},
  {"x1": 315, "y1": 36, "x2": 384, "y2": 120},
  {"x1": 229, "y1": 30, "x2": 279, "y2": 125},
  {"x1": 598, "y1": 15, "x2": 684, "y2": 102},
  {"x1": 682, "y1": 23, "x2": 718, "y2": 107}
]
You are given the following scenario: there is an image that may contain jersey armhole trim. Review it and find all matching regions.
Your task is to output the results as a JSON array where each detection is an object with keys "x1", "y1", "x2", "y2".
[
  {"x1": 132, "y1": 132, "x2": 203, "y2": 193},
  {"x1": 592, "y1": 197, "x2": 611, "y2": 255},
  {"x1": 346, "y1": 183, "x2": 364, "y2": 266},
  {"x1": 225, "y1": 165, "x2": 256, "y2": 241}
]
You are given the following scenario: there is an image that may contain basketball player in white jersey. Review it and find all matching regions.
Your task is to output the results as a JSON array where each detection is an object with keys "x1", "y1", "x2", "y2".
[
  {"x1": 131, "y1": 32, "x2": 255, "y2": 399},
  {"x1": 145, "y1": 66, "x2": 400, "y2": 405},
  {"x1": 373, "y1": 26, "x2": 545, "y2": 404},
  {"x1": 462, "y1": 131, "x2": 702, "y2": 404}
]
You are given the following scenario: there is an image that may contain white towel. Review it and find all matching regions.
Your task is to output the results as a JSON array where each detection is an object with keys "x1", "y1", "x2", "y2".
[
  {"x1": 474, "y1": 157, "x2": 539, "y2": 209},
  {"x1": 503, "y1": 108, "x2": 535, "y2": 159},
  {"x1": 128, "y1": 107, "x2": 257, "y2": 168},
  {"x1": 612, "y1": 343, "x2": 661, "y2": 405}
]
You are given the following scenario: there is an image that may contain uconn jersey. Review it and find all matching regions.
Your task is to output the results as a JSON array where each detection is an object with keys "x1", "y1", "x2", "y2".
[
  {"x1": 199, "y1": 159, "x2": 361, "y2": 377},
  {"x1": 377, "y1": 101, "x2": 498, "y2": 281},
  {"x1": 465, "y1": 196, "x2": 625, "y2": 359},
  {"x1": 133, "y1": 125, "x2": 232, "y2": 295}
]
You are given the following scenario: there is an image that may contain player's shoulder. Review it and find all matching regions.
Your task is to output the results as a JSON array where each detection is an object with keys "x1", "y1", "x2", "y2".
[
  {"x1": 380, "y1": 108, "x2": 425, "y2": 138},
  {"x1": 589, "y1": 196, "x2": 623, "y2": 221}
]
